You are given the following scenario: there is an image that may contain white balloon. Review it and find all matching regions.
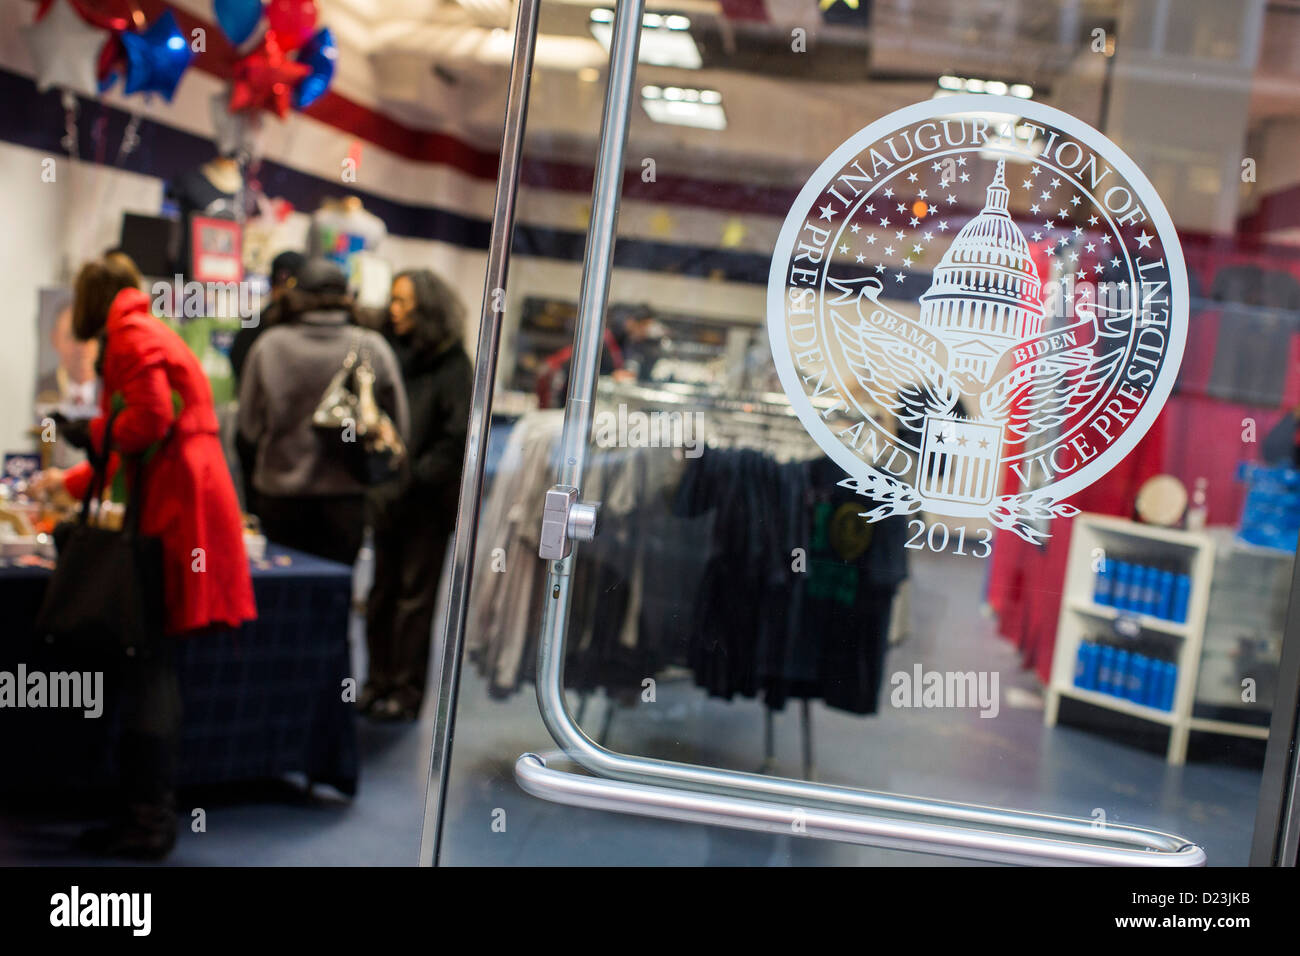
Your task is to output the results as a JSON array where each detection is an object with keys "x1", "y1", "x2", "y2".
[{"x1": 22, "y1": 0, "x2": 107, "y2": 98}]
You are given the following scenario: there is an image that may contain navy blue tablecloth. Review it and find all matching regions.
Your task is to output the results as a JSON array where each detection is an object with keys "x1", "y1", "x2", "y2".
[{"x1": 0, "y1": 544, "x2": 358, "y2": 798}]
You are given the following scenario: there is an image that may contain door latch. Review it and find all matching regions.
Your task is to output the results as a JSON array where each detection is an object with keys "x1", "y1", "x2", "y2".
[{"x1": 538, "y1": 485, "x2": 600, "y2": 559}]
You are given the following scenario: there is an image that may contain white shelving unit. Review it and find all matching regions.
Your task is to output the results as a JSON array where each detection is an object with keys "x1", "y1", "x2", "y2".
[{"x1": 1043, "y1": 513, "x2": 1267, "y2": 764}]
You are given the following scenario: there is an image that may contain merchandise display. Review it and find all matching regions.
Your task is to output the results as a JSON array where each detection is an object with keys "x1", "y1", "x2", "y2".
[
  {"x1": 1236, "y1": 462, "x2": 1300, "y2": 551},
  {"x1": 1074, "y1": 637, "x2": 1178, "y2": 711},
  {"x1": 1093, "y1": 559, "x2": 1191, "y2": 623}
]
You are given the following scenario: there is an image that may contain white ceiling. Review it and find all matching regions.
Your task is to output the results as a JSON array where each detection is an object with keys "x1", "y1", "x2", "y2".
[{"x1": 318, "y1": 0, "x2": 1300, "y2": 190}]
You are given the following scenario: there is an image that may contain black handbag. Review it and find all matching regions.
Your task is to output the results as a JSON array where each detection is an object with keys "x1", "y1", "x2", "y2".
[{"x1": 34, "y1": 408, "x2": 166, "y2": 660}]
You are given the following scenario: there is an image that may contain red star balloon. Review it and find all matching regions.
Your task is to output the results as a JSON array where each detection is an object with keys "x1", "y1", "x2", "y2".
[{"x1": 229, "y1": 31, "x2": 311, "y2": 120}]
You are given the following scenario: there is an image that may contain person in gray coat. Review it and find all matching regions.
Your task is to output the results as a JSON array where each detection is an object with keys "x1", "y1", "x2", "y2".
[{"x1": 238, "y1": 258, "x2": 408, "y2": 564}]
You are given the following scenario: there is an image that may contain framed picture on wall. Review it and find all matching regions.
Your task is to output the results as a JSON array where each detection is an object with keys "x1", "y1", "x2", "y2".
[{"x1": 190, "y1": 216, "x2": 244, "y2": 283}]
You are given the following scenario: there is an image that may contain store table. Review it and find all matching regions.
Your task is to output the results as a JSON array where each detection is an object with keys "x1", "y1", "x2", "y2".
[{"x1": 0, "y1": 545, "x2": 358, "y2": 798}]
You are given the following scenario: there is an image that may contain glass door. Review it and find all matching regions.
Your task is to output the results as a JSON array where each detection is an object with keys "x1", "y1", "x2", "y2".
[{"x1": 425, "y1": 0, "x2": 1300, "y2": 866}]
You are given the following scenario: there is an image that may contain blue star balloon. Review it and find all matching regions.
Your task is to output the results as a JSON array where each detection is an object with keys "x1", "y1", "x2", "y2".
[
  {"x1": 214, "y1": 0, "x2": 263, "y2": 47},
  {"x1": 121, "y1": 11, "x2": 194, "y2": 101},
  {"x1": 292, "y1": 27, "x2": 336, "y2": 109}
]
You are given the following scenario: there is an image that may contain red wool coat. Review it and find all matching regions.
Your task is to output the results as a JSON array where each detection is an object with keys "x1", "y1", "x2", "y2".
[{"x1": 63, "y1": 288, "x2": 257, "y2": 635}]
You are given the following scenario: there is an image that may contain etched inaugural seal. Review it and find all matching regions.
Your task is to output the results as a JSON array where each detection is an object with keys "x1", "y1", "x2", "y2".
[{"x1": 767, "y1": 96, "x2": 1187, "y2": 542}]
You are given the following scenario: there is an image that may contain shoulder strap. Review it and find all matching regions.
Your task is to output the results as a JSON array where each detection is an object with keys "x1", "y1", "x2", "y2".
[{"x1": 77, "y1": 406, "x2": 124, "y2": 525}]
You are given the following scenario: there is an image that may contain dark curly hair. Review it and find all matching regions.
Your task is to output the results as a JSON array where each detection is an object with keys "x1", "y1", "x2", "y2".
[{"x1": 393, "y1": 269, "x2": 464, "y2": 359}]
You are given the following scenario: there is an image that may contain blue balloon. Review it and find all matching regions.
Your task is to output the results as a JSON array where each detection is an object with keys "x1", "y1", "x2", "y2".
[
  {"x1": 121, "y1": 11, "x2": 195, "y2": 102},
  {"x1": 292, "y1": 27, "x2": 337, "y2": 109},
  {"x1": 215, "y1": 0, "x2": 263, "y2": 47}
]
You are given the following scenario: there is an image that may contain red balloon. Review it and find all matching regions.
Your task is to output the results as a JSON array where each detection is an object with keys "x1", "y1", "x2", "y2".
[
  {"x1": 229, "y1": 30, "x2": 311, "y2": 119},
  {"x1": 37, "y1": 0, "x2": 139, "y2": 33},
  {"x1": 264, "y1": 0, "x2": 317, "y2": 52}
]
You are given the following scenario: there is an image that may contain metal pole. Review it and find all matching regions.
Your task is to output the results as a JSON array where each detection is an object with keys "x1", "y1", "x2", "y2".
[{"x1": 418, "y1": 0, "x2": 540, "y2": 868}]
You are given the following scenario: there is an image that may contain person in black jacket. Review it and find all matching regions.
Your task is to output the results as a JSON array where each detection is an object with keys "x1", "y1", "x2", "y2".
[{"x1": 363, "y1": 269, "x2": 472, "y2": 720}]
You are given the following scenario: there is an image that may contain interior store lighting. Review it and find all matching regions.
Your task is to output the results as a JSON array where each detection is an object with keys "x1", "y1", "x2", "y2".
[
  {"x1": 590, "y1": 9, "x2": 703, "y2": 69},
  {"x1": 641, "y1": 85, "x2": 726, "y2": 130},
  {"x1": 934, "y1": 75, "x2": 1035, "y2": 100}
]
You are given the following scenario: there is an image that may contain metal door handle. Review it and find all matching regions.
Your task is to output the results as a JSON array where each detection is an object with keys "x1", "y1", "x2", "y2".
[{"x1": 517, "y1": 752, "x2": 1205, "y2": 867}]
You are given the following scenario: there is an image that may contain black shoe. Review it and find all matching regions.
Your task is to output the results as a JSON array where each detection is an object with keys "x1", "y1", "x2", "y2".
[
  {"x1": 371, "y1": 695, "x2": 419, "y2": 722},
  {"x1": 356, "y1": 683, "x2": 385, "y2": 716},
  {"x1": 78, "y1": 800, "x2": 177, "y2": 860}
]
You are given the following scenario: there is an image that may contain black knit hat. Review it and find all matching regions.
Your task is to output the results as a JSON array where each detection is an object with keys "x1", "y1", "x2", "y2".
[
  {"x1": 269, "y1": 251, "x2": 306, "y2": 287},
  {"x1": 296, "y1": 257, "x2": 349, "y2": 295}
]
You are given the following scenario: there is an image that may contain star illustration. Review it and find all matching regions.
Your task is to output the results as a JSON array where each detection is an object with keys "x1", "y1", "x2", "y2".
[
  {"x1": 1136, "y1": 230, "x2": 1153, "y2": 248},
  {"x1": 819, "y1": 204, "x2": 836, "y2": 221},
  {"x1": 850, "y1": 224, "x2": 860, "y2": 233}
]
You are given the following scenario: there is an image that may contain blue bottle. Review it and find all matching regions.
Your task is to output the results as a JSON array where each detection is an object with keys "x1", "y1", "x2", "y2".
[
  {"x1": 1159, "y1": 662, "x2": 1178, "y2": 711},
  {"x1": 1157, "y1": 570, "x2": 1175, "y2": 620},
  {"x1": 1130, "y1": 654, "x2": 1149, "y2": 702},
  {"x1": 1136, "y1": 566, "x2": 1155, "y2": 615},
  {"x1": 1112, "y1": 562, "x2": 1132, "y2": 611},
  {"x1": 1150, "y1": 662, "x2": 1167, "y2": 709},
  {"x1": 1098, "y1": 645, "x2": 1116, "y2": 695},
  {"x1": 1172, "y1": 575, "x2": 1191, "y2": 624},
  {"x1": 1084, "y1": 643, "x2": 1100, "y2": 689},
  {"x1": 1112, "y1": 649, "x2": 1131, "y2": 699},
  {"x1": 1094, "y1": 562, "x2": 1113, "y2": 606},
  {"x1": 1075, "y1": 642, "x2": 1090, "y2": 688}
]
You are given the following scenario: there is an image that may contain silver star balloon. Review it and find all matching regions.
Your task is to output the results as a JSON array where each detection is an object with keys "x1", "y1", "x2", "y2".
[{"x1": 22, "y1": 0, "x2": 107, "y2": 98}]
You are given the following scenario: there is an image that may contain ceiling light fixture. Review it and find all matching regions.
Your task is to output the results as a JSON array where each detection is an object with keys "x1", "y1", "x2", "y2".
[
  {"x1": 590, "y1": 9, "x2": 702, "y2": 69},
  {"x1": 641, "y1": 84, "x2": 725, "y2": 130},
  {"x1": 933, "y1": 75, "x2": 1035, "y2": 100}
]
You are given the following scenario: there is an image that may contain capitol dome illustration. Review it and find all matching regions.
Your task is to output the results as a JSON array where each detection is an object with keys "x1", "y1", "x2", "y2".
[{"x1": 918, "y1": 158, "x2": 1044, "y2": 384}]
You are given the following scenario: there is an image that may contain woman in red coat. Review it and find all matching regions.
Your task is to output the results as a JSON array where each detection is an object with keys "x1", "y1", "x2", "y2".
[{"x1": 33, "y1": 255, "x2": 256, "y2": 858}]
